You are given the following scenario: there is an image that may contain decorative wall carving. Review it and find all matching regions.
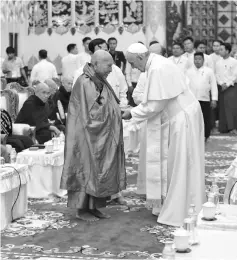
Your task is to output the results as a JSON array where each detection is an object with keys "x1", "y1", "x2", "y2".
[
  {"x1": 75, "y1": 0, "x2": 95, "y2": 34},
  {"x1": 147, "y1": 0, "x2": 165, "y2": 36},
  {"x1": 217, "y1": 1, "x2": 237, "y2": 44},
  {"x1": 99, "y1": 0, "x2": 119, "y2": 34},
  {"x1": 185, "y1": 1, "x2": 217, "y2": 52},
  {"x1": 27, "y1": 0, "x2": 146, "y2": 36},
  {"x1": 123, "y1": 0, "x2": 143, "y2": 34},
  {"x1": 52, "y1": 0, "x2": 72, "y2": 35},
  {"x1": 28, "y1": 1, "x2": 48, "y2": 35},
  {"x1": 166, "y1": 1, "x2": 183, "y2": 55}
]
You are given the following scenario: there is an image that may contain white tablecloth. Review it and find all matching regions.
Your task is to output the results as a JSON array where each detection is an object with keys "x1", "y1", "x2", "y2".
[
  {"x1": 175, "y1": 204, "x2": 237, "y2": 259},
  {"x1": 224, "y1": 156, "x2": 237, "y2": 204},
  {"x1": 197, "y1": 204, "x2": 237, "y2": 231},
  {"x1": 0, "y1": 164, "x2": 29, "y2": 230},
  {"x1": 16, "y1": 145, "x2": 66, "y2": 198},
  {"x1": 175, "y1": 229, "x2": 237, "y2": 260}
]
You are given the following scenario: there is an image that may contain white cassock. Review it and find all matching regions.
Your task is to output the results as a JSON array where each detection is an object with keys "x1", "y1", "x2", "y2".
[
  {"x1": 130, "y1": 53, "x2": 206, "y2": 226},
  {"x1": 132, "y1": 73, "x2": 147, "y2": 194}
]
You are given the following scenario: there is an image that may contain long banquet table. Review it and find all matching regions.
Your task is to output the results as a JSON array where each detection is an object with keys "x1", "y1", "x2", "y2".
[
  {"x1": 0, "y1": 164, "x2": 30, "y2": 230},
  {"x1": 16, "y1": 145, "x2": 67, "y2": 198}
]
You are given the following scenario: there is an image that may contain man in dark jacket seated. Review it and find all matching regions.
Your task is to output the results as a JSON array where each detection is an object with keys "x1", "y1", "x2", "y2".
[
  {"x1": 1, "y1": 109, "x2": 33, "y2": 152},
  {"x1": 48, "y1": 76, "x2": 72, "y2": 131},
  {"x1": 15, "y1": 82, "x2": 60, "y2": 144}
]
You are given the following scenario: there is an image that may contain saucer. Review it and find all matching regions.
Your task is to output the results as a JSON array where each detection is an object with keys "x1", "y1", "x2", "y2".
[
  {"x1": 201, "y1": 217, "x2": 217, "y2": 221},
  {"x1": 176, "y1": 248, "x2": 191, "y2": 253}
]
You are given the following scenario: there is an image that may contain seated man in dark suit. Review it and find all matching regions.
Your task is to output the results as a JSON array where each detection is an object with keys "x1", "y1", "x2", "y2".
[
  {"x1": 108, "y1": 37, "x2": 126, "y2": 74},
  {"x1": 1, "y1": 109, "x2": 33, "y2": 152},
  {"x1": 15, "y1": 82, "x2": 60, "y2": 144},
  {"x1": 48, "y1": 76, "x2": 72, "y2": 131}
]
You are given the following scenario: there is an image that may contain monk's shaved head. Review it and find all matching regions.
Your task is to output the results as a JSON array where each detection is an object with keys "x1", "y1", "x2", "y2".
[
  {"x1": 61, "y1": 76, "x2": 73, "y2": 92},
  {"x1": 35, "y1": 82, "x2": 50, "y2": 103},
  {"x1": 91, "y1": 50, "x2": 113, "y2": 78},
  {"x1": 149, "y1": 43, "x2": 162, "y2": 55},
  {"x1": 91, "y1": 50, "x2": 113, "y2": 65}
]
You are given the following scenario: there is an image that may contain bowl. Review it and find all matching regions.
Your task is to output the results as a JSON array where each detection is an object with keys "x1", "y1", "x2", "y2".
[
  {"x1": 173, "y1": 228, "x2": 190, "y2": 251},
  {"x1": 203, "y1": 201, "x2": 216, "y2": 219}
]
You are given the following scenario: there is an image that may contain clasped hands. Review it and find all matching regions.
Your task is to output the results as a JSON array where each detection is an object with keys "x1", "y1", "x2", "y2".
[{"x1": 121, "y1": 109, "x2": 132, "y2": 120}]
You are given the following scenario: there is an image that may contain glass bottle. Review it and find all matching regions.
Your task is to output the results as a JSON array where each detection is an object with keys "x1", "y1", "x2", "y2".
[
  {"x1": 162, "y1": 241, "x2": 175, "y2": 259},
  {"x1": 210, "y1": 179, "x2": 219, "y2": 208},
  {"x1": 188, "y1": 204, "x2": 198, "y2": 227}
]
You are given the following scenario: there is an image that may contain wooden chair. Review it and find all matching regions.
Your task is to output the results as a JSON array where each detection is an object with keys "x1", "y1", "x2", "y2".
[
  {"x1": 6, "y1": 82, "x2": 35, "y2": 113},
  {"x1": 0, "y1": 89, "x2": 19, "y2": 122},
  {"x1": 1, "y1": 89, "x2": 37, "y2": 144},
  {"x1": 0, "y1": 78, "x2": 7, "y2": 90}
]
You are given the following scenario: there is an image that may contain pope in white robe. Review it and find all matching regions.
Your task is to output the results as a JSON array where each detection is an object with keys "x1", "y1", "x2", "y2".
[{"x1": 122, "y1": 43, "x2": 206, "y2": 226}]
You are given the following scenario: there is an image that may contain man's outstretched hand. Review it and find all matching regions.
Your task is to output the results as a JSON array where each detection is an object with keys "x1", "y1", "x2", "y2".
[{"x1": 122, "y1": 110, "x2": 132, "y2": 120}]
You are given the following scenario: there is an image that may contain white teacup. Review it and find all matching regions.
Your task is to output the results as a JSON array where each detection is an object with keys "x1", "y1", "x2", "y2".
[
  {"x1": 46, "y1": 144, "x2": 53, "y2": 153},
  {"x1": 202, "y1": 201, "x2": 216, "y2": 219},
  {"x1": 173, "y1": 228, "x2": 190, "y2": 251}
]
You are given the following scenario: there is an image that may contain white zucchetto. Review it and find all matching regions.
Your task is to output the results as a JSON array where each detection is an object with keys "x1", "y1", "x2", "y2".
[{"x1": 127, "y1": 43, "x2": 148, "y2": 54}]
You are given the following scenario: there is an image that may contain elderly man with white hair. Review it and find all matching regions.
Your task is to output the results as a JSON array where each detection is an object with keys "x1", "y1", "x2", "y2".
[
  {"x1": 15, "y1": 82, "x2": 60, "y2": 143},
  {"x1": 48, "y1": 76, "x2": 73, "y2": 131},
  {"x1": 122, "y1": 43, "x2": 205, "y2": 226}
]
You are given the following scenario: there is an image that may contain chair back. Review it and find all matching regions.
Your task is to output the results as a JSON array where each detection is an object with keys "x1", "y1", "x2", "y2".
[
  {"x1": 0, "y1": 89, "x2": 19, "y2": 122},
  {"x1": 0, "y1": 78, "x2": 7, "y2": 90},
  {"x1": 6, "y1": 82, "x2": 35, "y2": 113}
]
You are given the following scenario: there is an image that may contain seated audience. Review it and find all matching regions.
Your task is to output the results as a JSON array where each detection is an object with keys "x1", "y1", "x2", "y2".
[
  {"x1": 1, "y1": 109, "x2": 33, "y2": 152},
  {"x1": 15, "y1": 82, "x2": 60, "y2": 144},
  {"x1": 44, "y1": 78, "x2": 58, "y2": 115},
  {"x1": 49, "y1": 76, "x2": 72, "y2": 130}
]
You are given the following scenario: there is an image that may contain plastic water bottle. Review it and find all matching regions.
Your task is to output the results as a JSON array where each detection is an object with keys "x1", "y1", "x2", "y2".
[
  {"x1": 210, "y1": 179, "x2": 219, "y2": 207},
  {"x1": 162, "y1": 241, "x2": 175, "y2": 259},
  {"x1": 10, "y1": 148, "x2": 17, "y2": 164}
]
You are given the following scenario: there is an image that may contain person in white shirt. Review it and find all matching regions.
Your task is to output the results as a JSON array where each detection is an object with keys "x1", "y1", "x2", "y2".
[
  {"x1": 77, "y1": 37, "x2": 91, "y2": 69},
  {"x1": 31, "y1": 50, "x2": 58, "y2": 83},
  {"x1": 209, "y1": 40, "x2": 222, "y2": 133},
  {"x1": 183, "y1": 36, "x2": 195, "y2": 60},
  {"x1": 216, "y1": 42, "x2": 237, "y2": 134},
  {"x1": 186, "y1": 52, "x2": 218, "y2": 141},
  {"x1": 2, "y1": 46, "x2": 28, "y2": 85},
  {"x1": 168, "y1": 42, "x2": 188, "y2": 74},
  {"x1": 73, "y1": 38, "x2": 128, "y2": 108},
  {"x1": 194, "y1": 40, "x2": 214, "y2": 70},
  {"x1": 62, "y1": 44, "x2": 79, "y2": 79},
  {"x1": 209, "y1": 40, "x2": 222, "y2": 73}
]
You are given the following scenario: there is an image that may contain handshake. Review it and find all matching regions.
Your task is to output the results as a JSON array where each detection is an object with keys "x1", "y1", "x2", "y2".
[{"x1": 121, "y1": 107, "x2": 132, "y2": 120}]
